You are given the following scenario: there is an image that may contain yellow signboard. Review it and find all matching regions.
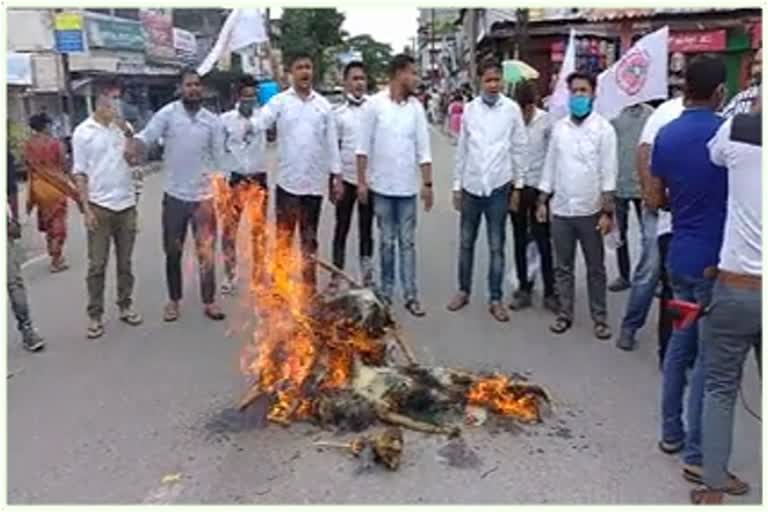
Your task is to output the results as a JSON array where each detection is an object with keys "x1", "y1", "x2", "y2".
[{"x1": 54, "y1": 12, "x2": 83, "y2": 31}]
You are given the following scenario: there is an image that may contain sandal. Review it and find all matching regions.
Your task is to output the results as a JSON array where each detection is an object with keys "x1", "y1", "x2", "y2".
[
  {"x1": 50, "y1": 260, "x2": 70, "y2": 273},
  {"x1": 683, "y1": 465, "x2": 749, "y2": 495},
  {"x1": 119, "y1": 308, "x2": 143, "y2": 326},
  {"x1": 550, "y1": 317, "x2": 572, "y2": 334},
  {"x1": 658, "y1": 440, "x2": 684, "y2": 455},
  {"x1": 405, "y1": 300, "x2": 426, "y2": 318},
  {"x1": 86, "y1": 319, "x2": 104, "y2": 340},
  {"x1": 446, "y1": 292, "x2": 470, "y2": 312},
  {"x1": 163, "y1": 302, "x2": 180, "y2": 322},
  {"x1": 690, "y1": 487, "x2": 724, "y2": 505},
  {"x1": 204, "y1": 304, "x2": 226, "y2": 321},
  {"x1": 489, "y1": 303, "x2": 510, "y2": 323},
  {"x1": 594, "y1": 322, "x2": 612, "y2": 340}
]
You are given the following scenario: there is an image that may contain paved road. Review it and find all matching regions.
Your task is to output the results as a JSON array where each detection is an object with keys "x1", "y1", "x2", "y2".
[{"x1": 8, "y1": 130, "x2": 761, "y2": 504}]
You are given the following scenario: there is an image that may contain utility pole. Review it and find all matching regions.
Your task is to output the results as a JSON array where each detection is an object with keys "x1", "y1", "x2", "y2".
[
  {"x1": 430, "y1": 8, "x2": 436, "y2": 89},
  {"x1": 514, "y1": 8, "x2": 530, "y2": 61},
  {"x1": 54, "y1": 9, "x2": 77, "y2": 131},
  {"x1": 468, "y1": 9, "x2": 477, "y2": 93}
]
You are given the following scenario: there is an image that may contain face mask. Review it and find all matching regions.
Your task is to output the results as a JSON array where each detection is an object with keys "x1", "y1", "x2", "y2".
[
  {"x1": 238, "y1": 99, "x2": 255, "y2": 117},
  {"x1": 481, "y1": 91, "x2": 500, "y2": 106},
  {"x1": 110, "y1": 98, "x2": 123, "y2": 118},
  {"x1": 569, "y1": 95, "x2": 592, "y2": 118},
  {"x1": 347, "y1": 93, "x2": 365, "y2": 106}
]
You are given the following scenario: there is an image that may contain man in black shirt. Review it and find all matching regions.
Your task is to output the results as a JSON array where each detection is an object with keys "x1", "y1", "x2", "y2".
[{"x1": 7, "y1": 149, "x2": 45, "y2": 352}]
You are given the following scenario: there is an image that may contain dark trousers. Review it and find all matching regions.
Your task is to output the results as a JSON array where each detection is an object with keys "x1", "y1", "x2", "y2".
[
  {"x1": 162, "y1": 193, "x2": 217, "y2": 305},
  {"x1": 510, "y1": 186, "x2": 555, "y2": 297},
  {"x1": 551, "y1": 214, "x2": 607, "y2": 323},
  {"x1": 615, "y1": 197, "x2": 643, "y2": 281},
  {"x1": 221, "y1": 173, "x2": 268, "y2": 282},
  {"x1": 332, "y1": 181, "x2": 374, "y2": 269},
  {"x1": 86, "y1": 204, "x2": 137, "y2": 319},
  {"x1": 657, "y1": 233, "x2": 674, "y2": 365},
  {"x1": 275, "y1": 186, "x2": 322, "y2": 292}
]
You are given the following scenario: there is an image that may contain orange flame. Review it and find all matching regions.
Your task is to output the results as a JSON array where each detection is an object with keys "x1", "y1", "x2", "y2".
[{"x1": 466, "y1": 375, "x2": 540, "y2": 423}]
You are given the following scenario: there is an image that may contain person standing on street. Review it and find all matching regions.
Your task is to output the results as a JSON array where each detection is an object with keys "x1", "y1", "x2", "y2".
[
  {"x1": 647, "y1": 55, "x2": 734, "y2": 488},
  {"x1": 447, "y1": 59, "x2": 527, "y2": 322},
  {"x1": 256, "y1": 53, "x2": 343, "y2": 296},
  {"x1": 691, "y1": 99, "x2": 761, "y2": 505},
  {"x1": 219, "y1": 75, "x2": 269, "y2": 295},
  {"x1": 127, "y1": 68, "x2": 227, "y2": 322},
  {"x1": 327, "y1": 61, "x2": 374, "y2": 293},
  {"x1": 7, "y1": 149, "x2": 45, "y2": 352},
  {"x1": 508, "y1": 80, "x2": 557, "y2": 313},
  {"x1": 72, "y1": 80, "x2": 143, "y2": 339},
  {"x1": 537, "y1": 71, "x2": 618, "y2": 339},
  {"x1": 357, "y1": 53, "x2": 433, "y2": 316},
  {"x1": 608, "y1": 102, "x2": 653, "y2": 292}
]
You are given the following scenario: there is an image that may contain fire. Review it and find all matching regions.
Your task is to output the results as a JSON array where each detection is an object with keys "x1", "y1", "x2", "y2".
[{"x1": 466, "y1": 375, "x2": 541, "y2": 423}]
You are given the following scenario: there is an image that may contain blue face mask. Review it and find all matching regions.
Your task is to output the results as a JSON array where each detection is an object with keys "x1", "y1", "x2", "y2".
[
  {"x1": 569, "y1": 95, "x2": 592, "y2": 118},
  {"x1": 481, "y1": 91, "x2": 500, "y2": 106}
]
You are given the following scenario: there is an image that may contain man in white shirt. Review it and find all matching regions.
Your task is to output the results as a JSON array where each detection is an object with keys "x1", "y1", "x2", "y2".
[
  {"x1": 219, "y1": 75, "x2": 268, "y2": 295},
  {"x1": 616, "y1": 95, "x2": 684, "y2": 358},
  {"x1": 73, "y1": 80, "x2": 142, "y2": 340},
  {"x1": 693, "y1": 103, "x2": 761, "y2": 505},
  {"x1": 508, "y1": 80, "x2": 557, "y2": 313},
  {"x1": 257, "y1": 53, "x2": 343, "y2": 295},
  {"x1": 537, "y1": 71, "x2": 617, "y2": 339},
  {"x1": 327, "y1": 61, "x2": 374, "y2": 292},
  {"x1": 356, "y1": 54, "x2": 433, "y2": 316},
  {"x1": 447, "y1": 59, "x2": 527, "y2": 322}
]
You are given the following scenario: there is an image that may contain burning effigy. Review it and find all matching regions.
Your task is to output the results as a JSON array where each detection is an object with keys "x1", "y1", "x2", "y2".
[{"x1": 219, "y1": 179, "x2": 551, "y2": 461}]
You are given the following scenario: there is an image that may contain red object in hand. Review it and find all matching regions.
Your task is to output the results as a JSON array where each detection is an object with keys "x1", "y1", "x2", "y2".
[{"x1": 665, "y1": 299, "x2": 703, "y2": 330}]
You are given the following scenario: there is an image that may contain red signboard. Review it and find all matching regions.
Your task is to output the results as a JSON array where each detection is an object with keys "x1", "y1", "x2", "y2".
[
  {"x1": 752, "y1": 22, "x2": 762, "y2": 49},
  {"x1": 669, "y1": 30, "x2": 726, "y2": 53}
]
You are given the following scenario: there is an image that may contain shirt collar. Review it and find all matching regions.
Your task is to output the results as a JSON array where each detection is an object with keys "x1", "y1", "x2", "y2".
[
  {"x1": 289, "y1": 87, "x2": 317, "y2": 101},
  {"x1": 566, "y1": 110, "x2": 597, "y2": 128},
  {"x1": 384, "y1": 88, "x2": 410, "y2": 106}
]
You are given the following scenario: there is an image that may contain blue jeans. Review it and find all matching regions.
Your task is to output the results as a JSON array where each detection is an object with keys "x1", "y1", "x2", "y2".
[
  {"x1": 661, "y1": 272, "x2": 714, "y2": 466},
  {"x1": 373, "y1": 193, "x2": 418, "y2": 303},
  {"x1": 620, "y1": 208, "x2": 660, "y2": 337},
  {"x1": 458, "y1": 184, "x2": 510, "y2": 303},
  {"x1": 701, "y1": 279, "x2": 761, "y2": 488}
]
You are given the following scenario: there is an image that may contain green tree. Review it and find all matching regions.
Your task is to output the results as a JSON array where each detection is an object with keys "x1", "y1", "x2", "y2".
[
  {"x1": 278, "y1": 8, "x2": 346, "y2": 85},
  {"x1": 343, "y1": 34, "x2": 394, "y2": 91}
]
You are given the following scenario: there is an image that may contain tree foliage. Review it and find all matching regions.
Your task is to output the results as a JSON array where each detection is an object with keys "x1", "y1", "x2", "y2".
[
  {"x1": 343, "y1": 34, "x2": 394, "y2": 90},
  {"x1": 278, "y1": 8, "x2": 346, "y2": 85}
]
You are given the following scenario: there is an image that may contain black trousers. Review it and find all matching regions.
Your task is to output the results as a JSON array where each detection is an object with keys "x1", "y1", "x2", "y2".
[
  {"x1": 221, "y1": 172, "x2": 268, "y2": 281},
  {"x1": 162, "y1": 193, "x2": 217, "y2": 305},
  {"x1": 615, "y1": 197, "x2": 643, "y2": 281},
  {"x1": 275, "y1": 186, "x2": 322, "y2": 291},
  {"x1": 657, "y1": 233, "x2": 674, "y2": 366},
  {"x1": 510, "y1": 186, "x2": 555, "y2": 297},
  {"x1": 332, "y1": 181, "x2": 374, "y2": 269}
]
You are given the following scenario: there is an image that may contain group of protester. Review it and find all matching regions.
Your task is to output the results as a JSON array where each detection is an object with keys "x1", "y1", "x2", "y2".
[{"x1": 6, "y1": 42, "x2": 761, "y2": 504}]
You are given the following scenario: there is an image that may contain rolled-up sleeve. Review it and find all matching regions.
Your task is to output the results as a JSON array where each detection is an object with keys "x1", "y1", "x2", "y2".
[
  {"x1": 210, "y1": 117, "x2": 227, "y2": 171},
  {"x1": 538, "y1": 126, "x2": 558, "y2": 194},
  {"x1": 355, "y1": 100, "x2": 376, "y2": 157},
  {"x1": 256, "y1": 95, "x2": 280, "y2": 131},
  {"x1": 600, "y1": 122, "x2": 618, "y2": 192},
  {"x1": 453, "y1": 113, "x2": 468, "y2": 192},
  {"x1": 136, "y1": 105, "x2": 169, "y2": 146},
  {"x1": 510, "y1": 106, "x2": 529, "y2": 189},
  {"x1": 72, "y1": 129, "x2": 91, "y2": 177},
  {"x1": 707, "y1": 119, "x2": 731, "y2": 168},
  {"x1": 415, "y1": 103, "x2": 432, "y2": 165}
]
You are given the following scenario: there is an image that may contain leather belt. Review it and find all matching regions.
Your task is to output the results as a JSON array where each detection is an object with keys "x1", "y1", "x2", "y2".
[{"x1": 717, "y1": 269, "x2": 762, "y2": 290}]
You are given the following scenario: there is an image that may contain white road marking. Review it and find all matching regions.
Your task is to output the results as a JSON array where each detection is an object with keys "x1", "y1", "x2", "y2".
[{"x1": 21, "y1": 253, "x2": 49, "y2": 269}]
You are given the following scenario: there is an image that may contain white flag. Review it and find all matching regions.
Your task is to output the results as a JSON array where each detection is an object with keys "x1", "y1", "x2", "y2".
[
  {"x1": 548, "y1": 29, "x2": 576, "y2": 120},
  {"x1": 197, "y1": 9, "x2": 268, "y2": 76},
  {"x1": 594, "y1": 26, "x2": 669, "y2": 120}
]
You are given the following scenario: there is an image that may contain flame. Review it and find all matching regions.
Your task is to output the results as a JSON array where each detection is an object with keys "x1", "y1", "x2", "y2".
[{"x1": 466, "y1": 375, "x2": 541, "y2": 423}]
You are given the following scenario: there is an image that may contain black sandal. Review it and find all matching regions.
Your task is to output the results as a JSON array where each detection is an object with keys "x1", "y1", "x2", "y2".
[
  {"x1": 405, "y1": 300, "x2": 426, "y2": 317},
  {"x1": 594, "y1": 322, "x2": 612, "y2": 340},
  {"x1": 658, "y1": 440, "x2": 683, "y2": 454},
  {"x1": 550, "y1": 317, "x2": 572, "y2": 334}
]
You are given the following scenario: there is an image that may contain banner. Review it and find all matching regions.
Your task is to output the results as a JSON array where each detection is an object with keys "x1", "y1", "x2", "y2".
[
  {"x1": 594, "y1": 26, "x2": 669, "y2": 121},
  {"x1": 85, "y1": 15, "x2": 144, "y2": 51},
  {"x1": 669, "y1": 29, "x2": 725, "y2": 53},
  {"x1": 140, "y1": 8, "x2": 176, "y2": 63},
  {"x1": 7, "y1": 52, "x2": 33, "y2": 86},
  {"x1": 173, "y1": 27, "x2": 198, "y2": 65},
  {"x1": 548, "y1": 29, "x2": 576, "y2": 120},
  {"x1": 54, "y1": 12, "x2": 85, "y2": 53},
  {"x1": 197, "y1": 9, "x2": 268, "y2": 76}
]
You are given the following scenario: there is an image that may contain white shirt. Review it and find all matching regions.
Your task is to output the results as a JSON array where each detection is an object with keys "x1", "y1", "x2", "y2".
[
  {"x1": 708, "y1": 116, "x2": 762, "y2": 276},
  {"x1": 356, "y1": 89, "x2": 432, "y2": 197},
  {"x1": 640, "y1": 97, "x2": 686, "y2": 236},
  {"x1": 258, "y1": 88, "x2": 341, "y2": 196},
  {"x1": 538, "y1": 112, "x2": 617, "y2": 217},
  {"x1": 453, "y1": 95, "x2": 528, "y2": 195},
  {"x1": 334, "y1": 96, "x2": 369, "y2": 184},
  {"x1": 72, "y1": 117, "x2": 136, "y2": 211},
  {"x1": 523, "y1": 108, "x2": 552, "y2": 188},
  {"x1": 220, "y1": 108, "x2": 266, "y2": 176}
]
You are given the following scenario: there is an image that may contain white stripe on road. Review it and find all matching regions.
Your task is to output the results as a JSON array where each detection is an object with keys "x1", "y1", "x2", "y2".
[{"x1": 21, "y1": 253, "x2": 49, "y2": 269}]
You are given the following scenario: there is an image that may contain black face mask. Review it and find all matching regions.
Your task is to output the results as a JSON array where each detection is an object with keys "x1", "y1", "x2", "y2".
[{"x1": 238, "y1": 100, "x2": 255, "y2": 117}]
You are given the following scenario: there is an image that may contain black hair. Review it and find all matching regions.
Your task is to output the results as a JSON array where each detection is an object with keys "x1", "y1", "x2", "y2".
[
  {"x1": 684, "y1": 54, "x2": 726, "y2": 101},
  {"x1": 388, "y1": 53, "x2": 415, "y2": 78},
  {"x1": 237, "y1": 74, "x2": 256, "y2": 96},
  {"x1": 515, "y1": 80, "x2": 539, "y2": 107},
  {"x1": 566, "y1": 71, "x2": 597, "y2": 92},
  {"x1": 343, "y1": 60, "x2": 366, "y2": 79},
  {"x1": 478, "y1": 58, "x2": 502, "y2": 78},
  {"x1": 95, "y1": 78, "x2": 122, "y2": 98},
  {"x1": 29, "y1": 113, "x2": 50, "y2": 133},
  {"x1": 179, "y1": 67, "x2": 200, "y2": 83},
  {"x1": 289, "y1": 52, "x2": 313, "y2": 67}
]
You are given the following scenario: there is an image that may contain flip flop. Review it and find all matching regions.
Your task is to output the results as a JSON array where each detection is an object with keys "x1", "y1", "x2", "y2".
[
  {"x1": 550, "y1": 317, "x2": 572, "y2": 334},
  {"x1": 683, "y1": 466, "x2": 749, "y2": 495},
  {"x1": 658, "y1": 440, "x2": 683, "y2": 454},
  {"x1": 163, "y1": 303, "x2": 180, "y2": 322},
  {"x1": 87, "y1": 321, "x2": 104, "y2": 340},
  {"x1": 120, "y1": 310, "x2": 143, "y2": 326},
  {"x1": 594, "y1": 322, "x2": 612, "y2": 340},
  {"x1": 405, "y1": 300, "x2": 426, "y2": 318},
  {"x1": 690, "y1": 487, "x2": 724, "y2": 504},
  {"x1": 446, "y1": 293, "x2": 470, "y2": 312},
  {"x1": 204, "y1": 305, "x2": 226, "y2": 321},
  {"x1": 489, "y1": 303, "x2": 510, "y2": 323}
]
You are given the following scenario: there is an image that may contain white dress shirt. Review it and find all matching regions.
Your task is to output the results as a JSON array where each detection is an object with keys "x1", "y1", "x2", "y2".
[
  {"x1": 708, "y1": 115, "x2": 762, "y2": 276},
  {"x1": 72, "y1": 117, "x2": 137, "y2": 211},
  {"x1": 334, "y1": 95, "x2": 369, "y2": 184},
  {"x1": 220, "y1": 108, "x2": 266, "y2": 176},
  {"x1": 538, "y1": 111, "x2": 617, "y2": 217},
  {"x1": 356, "y1": 89, "x2": 432, "y2": 197},
  {"x1": 452, "y1": 94, "x2": 528, "y2": 195},
  {"x1": 257, "y1": 88, "x2": 341, "y2": 196},
  {"x1": 522, "y1": 107, "x2": 552, "y2": 189}
]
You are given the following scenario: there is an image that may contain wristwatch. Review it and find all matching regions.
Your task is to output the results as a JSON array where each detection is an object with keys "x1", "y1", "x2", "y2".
[{"x1": 423, "y1": 182, "x2": 433, "y2": 188}]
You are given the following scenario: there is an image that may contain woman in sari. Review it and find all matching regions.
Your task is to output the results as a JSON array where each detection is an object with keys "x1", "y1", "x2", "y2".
[
  {"x1": 447, "y1": 92, "x2": 464, "y2": 145},
  {"x1": 24, "y1": 113, "x2": 78, "y2": 273}
]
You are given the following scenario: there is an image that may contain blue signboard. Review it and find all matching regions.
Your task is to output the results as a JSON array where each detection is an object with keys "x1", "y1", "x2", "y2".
[{"x1": 55, "y1": 30, "x2": 85, "y2": 53}]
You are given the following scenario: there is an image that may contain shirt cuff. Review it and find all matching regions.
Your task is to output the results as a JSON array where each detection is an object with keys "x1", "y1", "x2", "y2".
[
  {"x1": 452, "y1": 180, "x2": 461, "y2": 192},
  {"x1": 514, "y1": 178, "x2": 525, "y2": 189},
  {"x1": 418, "y1": 157, "x2": 432, "y2": 166}
]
